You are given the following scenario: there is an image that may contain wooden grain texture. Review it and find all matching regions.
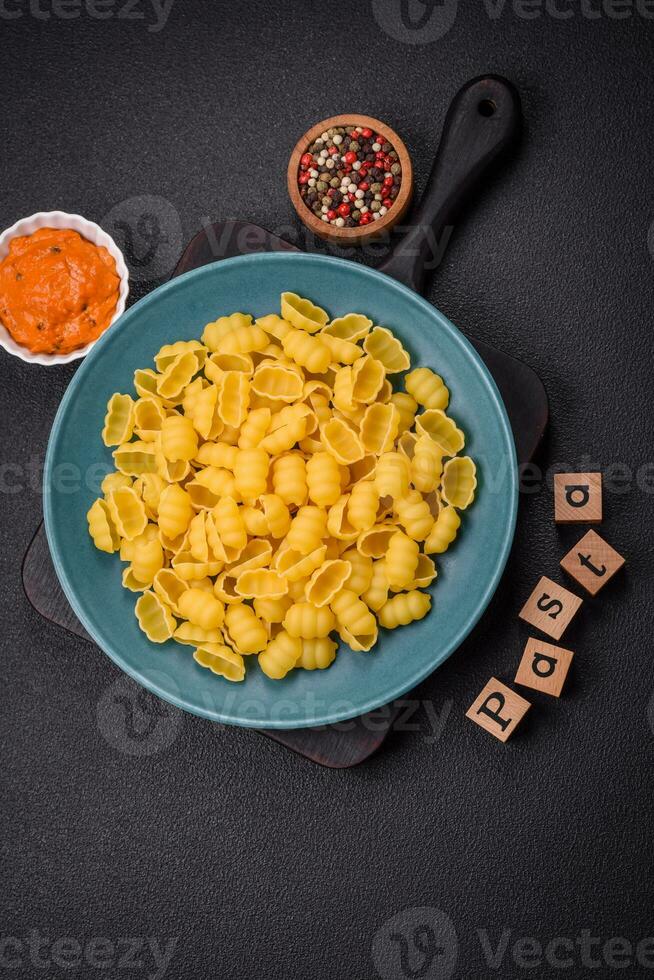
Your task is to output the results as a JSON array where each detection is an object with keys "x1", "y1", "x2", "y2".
[
  {"x1": 519, "y1": 575, "x2": 583, "y2": 641},
  {"x1": 554, "y1": 472, "x2": 602, "y2": 523},
  {"x1": 287, "y1": 113, "x2": 413, "y2": 246},
  {"x1": 514, "y1": 637, "x2": 574, "y2": 698},
  {"x1": 560, "y1": 529, "x2": 625, "y2": 596},
  {"x1": 466, "y1": 677, "x2": 531, "y2": 742}
]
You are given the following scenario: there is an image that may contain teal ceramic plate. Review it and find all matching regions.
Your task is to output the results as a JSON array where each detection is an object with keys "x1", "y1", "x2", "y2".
[{"x1": 44, "y1": 253, "x2": 517, "y2": 729}]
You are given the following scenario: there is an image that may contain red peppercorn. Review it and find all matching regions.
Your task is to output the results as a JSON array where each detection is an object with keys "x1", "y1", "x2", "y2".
[
  {"x1": 348, "y1": 192, "x2": 356, "y2": 202},
  {"x1": 383, "y1": 175, "x2": 394, "y2": 187},
  {"x1": 326, "y1": 209, "x2": 337, "y2": 221},
  {"x1": 359, "y1": 181, "x2": 369, "y2": 191},
  {"x1": 361, "y1": 127, "x2": 373, "y2": 138},
  {"x1": 327, "y1": 188, "x2": 337, "y2": 198},
  {"x1": 327, "y1": 145, "x2": 338, "y2": 155},
  {"x1": 343, "y1": 150, "x2": 357, "y2": 164},
  {"x1": 338, "y1": 202, "x2": 351, "y2": 217},
  {"x1": 298, "y1": 172, "x2": 311, "y2": 184},
  {"x1": 343, "y1": 164, "x2": 352, "y2": 173},
  {"x1": 300, "y1": 152, "x2": 313, "y2": 167},
  {"x1": 382, "y1": 197, "x2": 393, "y2": 209},
  {"x1": 375, "y1": 150, "x2": 385, "y2": 160},
  {"x1": 359, "y1": 212, "x2": 374, "y2": 225}
]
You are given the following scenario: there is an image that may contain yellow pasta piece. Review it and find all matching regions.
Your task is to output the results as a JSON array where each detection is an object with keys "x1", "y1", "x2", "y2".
[
  {"x1": 324, "y1": 313, "x2": 372, "y2": 342},
  {"x1": 415, "y1": 409, "x2": 464, "y2": 456},
  {"x1": 356, "y1": 523, "x2": 398, "y2": 559},
  {"x1": 235, "y1": 569, "x2": 288, "y2": 600},
  {"x1": 237, "y1": 407, "x2": 271, "y2": 449},
  {"x1": 260, "y1": 404, "x2": 310, "y2": 454},
  {"x1": 412, "y1": 434, "x2": 443, "y2": 493},
  {"x1": 251, "y1": 362, "x2": 303, "y2": 402},
  {"x1": 217, "y1": 371, "x2": 250, "y2": 428},
  {"x1": 424, "y1": 505, "x2": 461, "y2": 554},
  {"x1": 254, "y1": 594, "x2": 292, "y2": 624},
  {"x1": 274, "y1": 545, "x2": 327, "y2": 583},
  {"x1": 386, "y1": 531, "x2": 420, "y2": 590},
  {"x1": 133, "y1": 397, "x2": 167, "y2": 442},
  {"x1": 378, "y1": 590, "x2": 431, "y2": 629},
  {"x1": 347, "y1": 481, "x2": 379, "y2": 532},
  {"x1": 362, "y1": 559, "x2": 389, "y2": 612},
  {"x1": 102, "y1": 393, "x2": 135, "y2": 446},
  {"x1": 135, "y1": 591, "x2": 176, "y2": 643},
  {"x1": 213, "y1": 496, "x2": 247, "y2": 555},
  {"x1": 331, "y1": 589, "x2": 377, "y2": 651},
  {"x1": 258, "y1": 630, "x2": 302, "y2": 679},
  {"x1": 201, "y1": 312, "x2": 252, "y2": 351},
  {"x1": 187, "y1": 383, "x2": 218, "y2": 440},
  {"x1": 363, "y1": 326, "x2": 410, "y2": 373},
  {"x1": 255, "y1": 313, "x2": 292, "y2": 340},
  {"x1": 326, "y1": 494, "x2": 359, "y2": 543},
  {"x1": 153, "y1": 568, "x2": 188, "y2": 615},
  {"x1": 178, "y1": 588, "x2": 225, "y2": 630},
  {"x1": 285, "y1": 505, "x2": 327, "y2": 555},
  {"x1": 155, "y1": 339, "x2": 207, "y2": 372},
  {"x1": 195, "y1": 441, "x2": 238, "y2": 470},
  {"x1": 281, "y1": 292, "x2": 328, "y2": 333},
  {"x1": 160, "y1": 415, "x2": 198, "y2": 462},
  {"x1": 227, "y1": 539, "x2": 273, "y2": 576},
  {"x1": 193, "y1": 643, "x2": 245, "y2": 682},
  {"x1": 282, "y1": 328, "x2": 331, "y2": 374},
  {"x1": 405, "y1": 367, "x2": 449, "y2": 410},
  {"x1": 360, "y1": 402, "x2": 400, "y2": 455},
  {"x1": 441, "y1": 456, "x2": 477, "y2": 509},
  {"x1": 173, "y1": 622, "x2": 223, "y2": 646},
  {"x1": 130, "y1": 528, "x2": 165, "y2": 584},
  {"x1": 234, "y1": 447, "x2": 269, "y2": 499},
  {"x1": 319, "y1": 332, "x2": 362, "y2": 366},
  {"x1": 375, "y1": 452, "x2": 410, "y2": 499},
  {"x1": 410, "y1": 554, "x2": 437, "y2": 589},
  {"x1": 87, "y1": 498, "x2": 120, "y2": 553},
  {"x1": 241, "y1": 504, "x2": 269, "y2": 537},
  {"x1": 219, "y1": 324, "x2": 268, "y2": 355},
  {"x1": 395, "y1": 489, "x2": 435, "y2": 542},
  {"x1": 306, "y1": 451, "x2": 341, "y2": 508},
  {"x1": 340, "y1": 548, "x2": 374, "y2": 595},
  {"x1": 297, "y1": 637, "x2": 337, "y2": 670},
  {"x1": 101, "y1": 472, "x2": 132, "y2": 496},
  {"x1": 351, "y1": 355, "x2": 385, "y2": 404},
  {"x1": 283, "y1": 601, "x2": 335, "y2": 639},
  {"x1": 225, "y1": 603, "x2": 268, "y2": 654},
  {"x1": 107, "y1": 487, "x2": 147, "y2": 541},
  {"x1": 260, "y1": 494, "x2": 291, "y2": 539},
  {"x1": 390, "y1": 391, "x2": 418, "y2": 435},
  {"x1": 157, "y1": 351, "x2": 199, "y2": 400},
  {"x1": 113, "y1": 441, "x2": 158, "y2": 476},
  {"x1": 158, "y1": 484, "x2": 193, "y2": 539},
  {"x1": 305, "y1": 559, "x2": 352, "y2": 607},
  {"x1": 134, "y1": 367, "x2": 161, "y2": 401},
  {"x1": 321, "y1": 418, "x2": 365, "y2": 465}
]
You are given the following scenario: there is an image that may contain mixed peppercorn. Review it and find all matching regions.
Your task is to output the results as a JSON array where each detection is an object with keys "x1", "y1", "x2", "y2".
[{"x1": 297, "y1": 124, "x2": 402, "y2": 229}]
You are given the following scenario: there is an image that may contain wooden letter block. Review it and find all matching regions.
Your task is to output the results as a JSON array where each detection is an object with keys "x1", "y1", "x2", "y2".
[
  {"x1": 518, "y1": 575, "x2": 583, "y2": 640},
  {"x1": 560, "y1": 529, "x2": 625, "y2": 595},
  {"x1": 515, "y1": 638, "x2": 574, "y2": 697},
  {"x1": 466, "y1": 678, "x2": 531, "y2": 742},
  {"x1": 554, "y1": 472, "x2": 602, "y2": 523}
]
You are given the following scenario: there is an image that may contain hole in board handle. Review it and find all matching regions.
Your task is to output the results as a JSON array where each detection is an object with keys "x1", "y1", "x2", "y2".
[{"x1": 478, "y1": 99, "x2": 497, "y2": 117}]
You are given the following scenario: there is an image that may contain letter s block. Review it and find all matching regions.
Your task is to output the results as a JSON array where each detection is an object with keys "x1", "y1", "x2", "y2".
[
  {"x1": 519, "y1": 576, "x2": 583, "y2": 640},
  {"x1": 466, "y1": 678, "x2": 531, "y2": 742},
  {"x1": 554, "y1": 472, "x2": 602, "y2": 523}
]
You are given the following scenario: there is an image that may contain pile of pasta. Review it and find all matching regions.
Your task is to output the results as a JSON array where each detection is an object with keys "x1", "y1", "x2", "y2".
[{"x1": 87, "y1": 292, "x2": 477, "y2": 682}]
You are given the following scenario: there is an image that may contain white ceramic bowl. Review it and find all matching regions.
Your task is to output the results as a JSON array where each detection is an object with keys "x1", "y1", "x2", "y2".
[{"x1": 0, "y1": 211, "x2": 129, "y2": 366}]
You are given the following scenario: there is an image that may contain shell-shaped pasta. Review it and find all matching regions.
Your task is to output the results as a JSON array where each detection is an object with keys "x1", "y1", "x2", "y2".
[
  {"x1": 107, "y1": 487, "x2": 147, "y2": 541},
  {"x1": 363, "y1": 326, "x2": 410, "y2": 373},
  {"x1": 133, "y1": 397, "x2": 167, "y2": 441},
  {"x1": 135, "y1": 591, "x2": 176, "y2": 643},
  {"x1": 102, "y1": 393, "x2": 135, "y2": 446},
  {"x1": 332, "y1": 366, "x2": 356, "y2": 414},
  {"x1": 390, "y1": 392, "x2": 418, "y2": 435},
  {"x1": 306, "y1": 559, "x2": 351, "y2": 607},
  {"x1": 386, "y1": 531, "x2": 420, "y2": 590},
  {"x1": 405, "y1": 367, "x2": 450, "y2": 410},
  {"x1": 187, "y1": 511, "x2": 210, "y2": 563},
  {"x1": 122, "y1": 566, "x2": 151, "y2": 592},
  {"x1": 254, "y1": 594, "x2": 293, "y2": 624},
  {"x1": 258, "y1": 630, "x2": 302, "y2": 679},
  {"x1": 158, "y1": 484, "x2": 193, "y2": 539},
  {"x1": 412, "y1": 434, "x2": 444, "y2": 493},
  {"x1": 320, "y1": 332, "x2": 363, "y2": 366},
  {"x1": 113, "y1": 441, "x2": 158, "y2": 476},
  {"x1": 101, "y1": 472, "x2": 132, "y2": 496},
  {"x1": 260, "y1": 494, "x2": 291, "y2": 539},
  {"x1": 397, "y1": 431, "x2": 417, "y2": 461},
  {"x1": 283, "y1": 601, "x2": 335, "y2": 639},
  {"x1": 324, "y1": 313, "x2": 372, "y2": 342},
  {"x1": 153, "y1": 568, "x2": 188, "y2": 615},
  {"x1": 173, "y1": 622, "x2": 223, "y2": 646},
  {"x1": 375, "y1": 452, "x2": 410, "y2": 499},
  {"x1": 360, "y1": 402, "x2": 400, "y2": 455},
  {"x1": 285, "y1": 505, "x2": 327, "y2": 555},
  {"x1": 340, "y1": 548, "x2": 374, "y2": 595},
  {"x1": 281, "y1": 292, "x2": 328, "y2": 333},
  {"x1": 331, "y1": 589, "x2": 377, "y2": 646},
  {"x1": 241, "y1": 504, "x2": 269, "y2": 537},
  {"x1": 235, "y1": 569, "x2": 288, "y2": 600},
  {"x1": 378, "y1": 590, "x2": 431, "y2": 629},
  {"x1": 219, "y1": 324, "x2": 268, "y2": 355},
  {"x1": 195, "y1": 441, "x2": 239, "y2": 470},
  {"x1": 234, "y1": 447, "x2": 269, "y2": 499},
  {"x1": 185, "y1": 469, "x2": 235, "y2": 511},
  {"x1": 201, "y1": 312, "x2": 253, "y2": 351},
  {"x1": 259, "y1": 406, "x2": 309, "y2": 455},
  {"x1": 204, "y1": 351, "x2": 253, "y2": 385},
  {"x1": 362, "y1": 559, "x2": 389, "y2": 612},
  {"x1": 321, "y1": 418, "x2": 365, "y2": 465},
  {"x1": 347, "y1": 481, "x2": 379, "y2": 532},
  {"x1": 131, "y1": 529, "x2": 164, "y2": 584},
  {"x1": 297, "y1": 637, "x2": 337, "y2": 670},
  {"x1": 217, "y1": 371, "x2": 250, "y2": 428},
  {"x1": 356, "y1": 523, "x2": 398, "y2": 559},
  {"x1": 441, "y1": 456, "x2": 477, "y2": 509},
  {"x1": 172, "y1": 552, "x2": 223, "y2": 581},
  {"x1": 282, "y1": 329, "x2": 331, "y2": 374},
  {"x1": 227, "y1": 539, "x2": 273, "y2": 577},
  {"x1": 274, "y1": 545, "x2": 327, "y2": 583},
  {"x1": 193, "y1": 643, "x2": 245, "y2": 682},
  {"x1": 225, "y1": 603, "x2": 268, "y2": 654},
  {"x1": 87, "y1": 498, "x2": 120, "y2": 553},
  {"x1": 424, "y1": 505, "x2": 461, "y2": 554},
  {"x1": 255, "y1": 313, "x2": 292, "y2": 340},
  {"x1": 395, "y1": 490, "x2": 435, "y2": 542},
  {"x1": 155, "y1": 340, "x2": 207, "y2": 373},
  {"x1": 134, "y1": 367, "x2": 161, "y2": 400},
  {"x1": 237, "y1": 407, "x2": 271, "y2": 449},
  {"x1": 213, "y1": 496, "x2": 247, "y2": 554},
  {"x1": 326, "y1": 495, "x2": 359, "y2": 543},
  {"x1": 351, "y1": 355, "x2": 385, "y2": 404},
  {"x1": 178, "y1": 588, "x2": 225, "y2": 630},
  {"x1": 155, "y1": 453, "x2": 191, "y2": 484},
  {"x1": 415, "y1": 410, "x2": 464, "y2": 456},
  {"x1": 410, "y1": 554, "x2": 437, "y2": 589},
  {"x1": 347, "y1": 454, "x2": 376, "y2": 486},
  {"x1": 160, "y1": 415, "x2": 198, "y2": 462},
  {"x1": 187, "y1": 383, "x2": 218, "y2": 440},
  {"x1": 252, "y1": 362, "x2": 304, "y2": 402},
  {"x1": 157, "y1": 351, "x2": 199, "y2": 400},
  {"x1": 306, "y1": 451, "x2": 341, "y2": 508}
]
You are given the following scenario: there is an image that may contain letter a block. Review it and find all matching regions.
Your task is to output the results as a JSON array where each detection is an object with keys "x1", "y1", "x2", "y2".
[
  {"x1": 560, "y1": 529, "x2": 625, "y2": 596},
  {"x1": 554, "y1": 472, "x2": 602, "y2": 523},
  {"x1": 519, "y1": 576, "x2": 583, "y2": 640},
  {"x1": 515, "y1": 638, "x2": 574, "y2": 697},
  {"x1": 466, "y1": 678, "x2": 531, "y2": 742}
]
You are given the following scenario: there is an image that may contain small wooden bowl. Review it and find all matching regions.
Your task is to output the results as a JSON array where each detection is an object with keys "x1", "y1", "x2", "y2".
[{"x1": 287, "y1": 114, "x2": 413, "y2": 247}]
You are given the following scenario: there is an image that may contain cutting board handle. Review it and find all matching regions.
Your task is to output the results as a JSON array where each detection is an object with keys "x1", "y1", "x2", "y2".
[{"x1": 378, "y1": 75, "x2": 521, "y2": 295}]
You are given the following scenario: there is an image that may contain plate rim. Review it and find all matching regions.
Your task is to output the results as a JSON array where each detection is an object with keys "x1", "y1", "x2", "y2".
[{"x1": 44, "y1": 251, "x2": 518, "y2": 729}]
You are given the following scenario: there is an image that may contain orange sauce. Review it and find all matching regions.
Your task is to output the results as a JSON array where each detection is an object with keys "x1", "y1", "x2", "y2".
[{"x1": 0, "y1": 227, "x2": 121, "y2": 355}]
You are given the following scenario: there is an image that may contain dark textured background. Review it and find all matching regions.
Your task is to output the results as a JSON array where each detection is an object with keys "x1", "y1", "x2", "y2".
[{"x1": 2, "y1": 2, "x2": 654, "y2": 978}]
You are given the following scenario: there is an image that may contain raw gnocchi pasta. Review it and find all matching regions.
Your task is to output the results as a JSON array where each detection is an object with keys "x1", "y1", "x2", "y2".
[{"x1": 87, "y1": 292, "x2": 477, "y2": 681}]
